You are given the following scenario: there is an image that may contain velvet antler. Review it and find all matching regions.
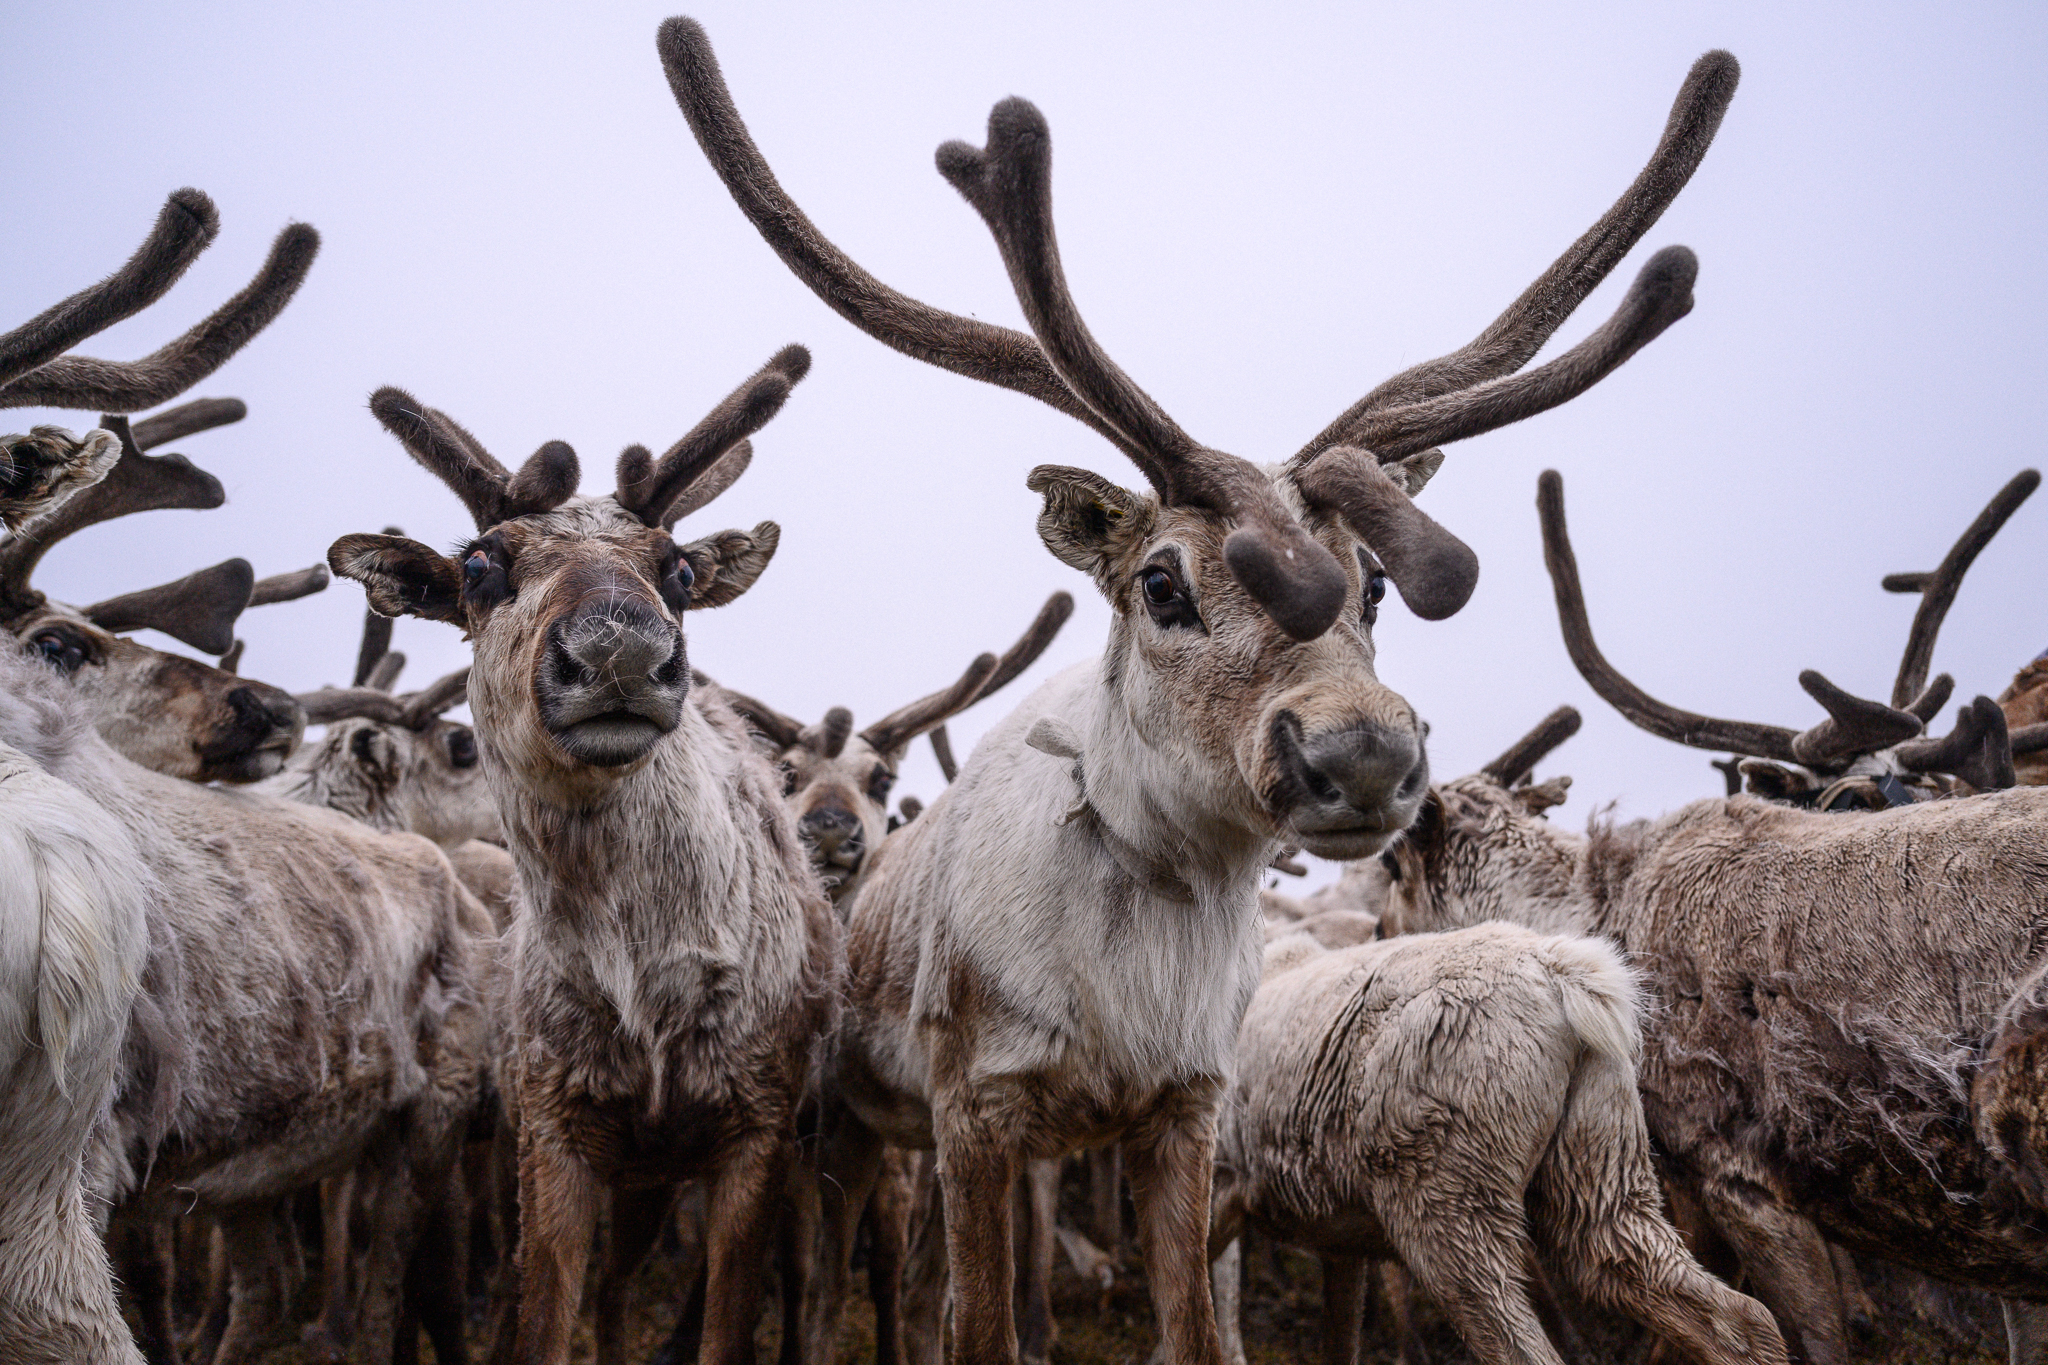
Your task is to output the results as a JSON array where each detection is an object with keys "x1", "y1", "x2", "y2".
[
  {"x1": 615, "y1": 345, "x2": 810, "y2": 526},
  {"x1": 1897, "y1": 695, "x2": 2015, "y2": 792},
  {"x1": 248, "y1": 564, "x2": 330, "y2": 606},
  {"x1": 80, "y1": 557, "x2": 254, "y2": 655},
  {"x1": 369, "y1": 388, "x2": 580, "y2": 532},
  {"x1": 1539, "y1": 470, "x2": 1927, "y2": 770},
  {"x1": 1294, "y1": 53, "x2": 1737, "y2": 462},
  {"x1": 1882, "y1": 469, "x2": 2039, "y2": 708},
  {"x1": 297, "y1": 665, "x2": 470, "y2": 731},
  {"x1": 859, "y1": 653, "x2": 1000, "y2": 757},
  {"x1": 0, "y1": 190, "x2": 219, "y2": 391},
  {"x1": 1480, "y1": 706, "x2": 1583, "y2": 787},
  {"x1": 0, "y1": 214, "x2": 320, "y2": 413}
]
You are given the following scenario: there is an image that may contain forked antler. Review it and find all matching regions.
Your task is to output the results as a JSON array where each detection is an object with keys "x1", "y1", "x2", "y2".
[
  {"x1": 661, "y1": 22, "x2": 1732, "y2": 633},
  {"x1": 297, "y1": 667, "x2": 471, "y2": 731},
  {"x1": 248, "y1": 564, "x2": 330, "y2": 606},
  {"x1": 80, "y1": 558, "x2": 254, "y2": 655},
  {"x1": 1537, "y1": 470, "x2": 1934, "y2": 771},
  {"x1": 0, "y1": 399, "x2": 252, "y2": 622},
  {"x1": 370, "y1": 346, "x2": 808, "y2": 534},
  {"x1": 1481, "y1": 706, "x2": 1583, "y2": 787},
  {"x1": 0, "y1": 192, "x2": 319, "y2": 413},
  {"x1": 1882, "y1": 469, "x2": 2039, "y2": 708},
  {"x1": 860, "y1": 591, "x2": 1075, "y2": 757}
]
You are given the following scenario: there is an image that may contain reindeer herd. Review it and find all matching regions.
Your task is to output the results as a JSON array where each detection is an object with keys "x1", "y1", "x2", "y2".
[{"x1": 3, "y1": 19, "x2": 2045, "y2": 1365}]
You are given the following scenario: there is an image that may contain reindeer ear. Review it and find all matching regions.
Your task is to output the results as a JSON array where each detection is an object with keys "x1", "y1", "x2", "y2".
[
  {"x1": 1026, "y1": 465, "x2": 1153, "y2": 577},
  {"x1": 327, "y1": 534, "x2": 463, "y2": 624},
  {"x1": 1387, "y1": 448, "x2": 1445, "y2": 497},
  {"x1": 1512, "y1": 775, "x2": 1572, "y2": 815},
  {"x1": 678, "y1": 520, "x2": 779, "y2": 610}
]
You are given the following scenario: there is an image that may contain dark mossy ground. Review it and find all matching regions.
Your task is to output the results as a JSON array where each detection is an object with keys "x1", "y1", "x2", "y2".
[{"x1": 140, "y1": 1168, "x2": 2009, "y2": 1363}]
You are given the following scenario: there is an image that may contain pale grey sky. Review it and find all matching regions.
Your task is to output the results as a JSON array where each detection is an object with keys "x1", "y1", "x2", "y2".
[{"x1": 7, "y1": 1, "x2": 2044, "y2": 888}]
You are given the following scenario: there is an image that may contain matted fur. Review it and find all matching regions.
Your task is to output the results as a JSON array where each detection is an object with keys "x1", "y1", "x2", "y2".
[
  {"x1": 1217, "y1": 922, "x2": 1784, "y2": 1365},
  {"x1": 1387, "y1": 777, "x2": 2048, "y2": 1304},
  {"x1": 0, "y1": 655, "x2": 150, "y2": 1365}
]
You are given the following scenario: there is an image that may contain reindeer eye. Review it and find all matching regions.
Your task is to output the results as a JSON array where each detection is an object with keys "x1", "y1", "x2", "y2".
[
  {"x1": 660, "y1": 551, "x2": 697, "y2": 613},
  {"x1": 1367, "y1": 573, "x2": 1388, "y2": 606},
  {"x1": 30, "y1": 629, "x2": 86, "y2": 675},
  {"x1": 447, "y1": 728, "x2": 478, "y2": 769},
  {"x1": 1141, "y1": 569, "x2": 1176, "y2": 605},
  {"x1": 868, "y1": 765, "x2": 896, "y2": 802},
  {"x1": 464, "y1": 550, "x2": 489, "y2": 582},
  {"x1": 1137, "y1": 564, "x2": 1200, "y2": 631}
]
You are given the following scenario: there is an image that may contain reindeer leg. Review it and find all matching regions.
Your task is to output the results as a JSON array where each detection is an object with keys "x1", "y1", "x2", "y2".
[
  {"x1": 650, "y1": 1184, "x2": 710, "y2": 1365},
  {"x1": 934, "y1": 1100, "x2": 1019, "y2": 1365},
  {"x1": 800, "y1": 1106, "x2": 884, "y2": 1365},
  {"x1": 2005, "y1": 1299, "x2": 2048, "y2": 1364},
  {"x1": 208, "y1": 1201, "x2": 295, "y2": 1365},
  {"x1": 302, "y1": 1174, "x2": 358, "y2": 1362},
  {"x1": 1319, "y1": 1253, "x2": 1367, "y2": 1365},
  {"x1": 1014, "y1": 1159, "x2": 1060, "y2": 1365},
  {"x1": 1123, "y1": 1088, "x2": 1226, "y2": 1365},
  {"x1": 1693, "y1": 1173, "x2": 1844, "y2": 1365},
  {"x1": 1211, "y1": 1240, "x2": 1246, "y2": 1365},
  {"x1": 702, "y1": 1130, "x2": 795, "y2": 1365},
  {"x1": 1377, "y1": 1260, "x2": 1428, "y2": 1365},
  {"x1": 900, "y1": 1153, "x2": 948, "y2": 1365},
  {"x1": 865, "y1": 1149, "x2": 913, "y2": 1365},
  {"x1": 593, "y1": 1183, "x2": 671, "y2": 1365},
  {"x1": 112, "y1": 1213, "x2": 179, "y2": 1365},
  {"x1": 778, "y1": 1164, "x2": 820, "y2": 1365},
  {"x1": 1088, "y1": 1146, "x2": 1123, "y2": 1258},
  {"x1": 513, "y1": 1132, "x2": 603, "y2": 1365}
]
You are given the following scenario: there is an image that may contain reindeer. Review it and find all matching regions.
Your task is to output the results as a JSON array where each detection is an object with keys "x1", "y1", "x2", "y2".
[
  {"x1": 0, "y1": 189, "x2": 322, "y2": 781},
  {"x1": 1871, "y1": 473, "x2": 2048, "y2": 789},
  {"x1": 660, "y1": 21, "x2": 1737, "y2": 1363},
  {"x1": 720, "y1": 591, "x2": 1073, "y2": 904},
  {"x1": 1379, "y1": 468, "x2": 2048, "y2": 1365},
  {"x1": 1218, "y1": 909, "x2": 1787, "y2": 1365},
  {"x1": 326, "y1": 344, "x2": 840, "y2": 1365}
]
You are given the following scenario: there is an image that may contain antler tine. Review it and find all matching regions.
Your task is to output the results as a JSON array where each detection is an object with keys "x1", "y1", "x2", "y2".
[
  {"x1": 930, "y1": 725, "x2": 961, "y2": 783},
  {"x1": 715, "y1": 682, "x2": 807, "y2": 751},
  {"x1": 817, "y1": 706, "x2": 853, "y2": 760},
  {"x1": 935, "y1": 100, "x2": 1197, "y2": 492},
  {"x1": 370, "y1": 389, "x2": 521, "y2": 531},
  {"x1": 972, "y1": 591, "x2": 1075, "y2": 701},
  {"x1": 399, "y1": 667, "x2": 470, "y2": 730},
  {"x1": 0, "y1": 222, "x2": 320, "y2": 413},
  {"x1": 0, "y1": 190, "x2": 220, "y2": 389},
  {"x1": 1538, "y1": 470, "x2": 1799, "y2": 761},
  {"x1": 1788, "y1": 670, "x2": 1923, "y2": 767},
  {"x1": 617, "y1": 346, "x2": 809, "y2": 526},
  {"x1": 297, "y1": 686, "x2": 408, "y2": 727},
  {"x1": 859, "y1": 652, "x2": 1000, "y2": 757},
  {"x1": 365, "y1": 651, "x2": 407, "y2": 693},
  {"x1": 80, "y1": 557, "x2": 254, "y2": 655},
  {"x1": 657, "y1": 18, "x2": 1136, "y2": 459},
  {"x1": 2010, "y1": 721, "x2": 2048, "y2": 758},
  {"x1": 351, "y1": 534, "x2": 401, "y2": 687},
  {"x1": 1330, "y1": 246, "x2": 1699, "y2": 464},
  {"x1": 1897, "y1": 695, "x2": 2015, "y2": 791},
  {"x1": 1296, "y1": 51, "x2": 1738, "y2": 464},
  {"x1": 943, "y1": 99, "x2": 1350, "y2": 639},
  {"x1": 131, "y1": 396, "x2": 247, "y2": 449},
  {"x1": 1887, "y1": 469, "x2": 2040, "y2": 709},
  {"x1": 247, "y1": 563, "x2": 329, "y2": 606},
  {"x1": 0, "y1": 414, "x2": 225, "y2": 620},
  {"x1": 663, "y1": 439, "x2": 752, "y2": 529},
  {"x1": 1480, "y1": 705, "x2": 1583, "y2": 786}
]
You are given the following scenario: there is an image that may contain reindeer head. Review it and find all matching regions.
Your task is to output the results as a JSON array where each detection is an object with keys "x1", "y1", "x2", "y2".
[
  {"x1": 1540, "y1": 469, "x2": 2028, "y2": 807},
  {"x1": 328, "y1": 351, "x2": 803, "y2": 798},
  {"x1": 721, "y1": 591, "x2": 1073, "y2": 897},
  {"x1": 0, "y1": 189, "x2": 322, "y2": 781},
  {"x1": 662, "y1": 23, "x2": 1736, "y2": 858},
  {"x1": 1380, "y1": 707, "x2": 1585, "y2": 937},
  {"x1": 285, "y1": 605, "x2": 496, "y2": 843}
]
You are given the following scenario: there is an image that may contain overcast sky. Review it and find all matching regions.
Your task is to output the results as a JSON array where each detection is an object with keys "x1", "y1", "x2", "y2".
[{"x1": 7, "y1": 1, "x2": 2044, "y2": 889}]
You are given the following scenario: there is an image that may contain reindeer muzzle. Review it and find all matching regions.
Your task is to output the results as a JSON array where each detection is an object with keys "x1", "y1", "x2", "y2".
[
  {"x1": 196, "y1": 681, "x2": 306, "y2": 783},
  {"x1": 1268, "y1": 711, "x2": 1430, "y2": 859},
  {"x1": 538, "y1": 594, "x2": 688, "y2": 767}
]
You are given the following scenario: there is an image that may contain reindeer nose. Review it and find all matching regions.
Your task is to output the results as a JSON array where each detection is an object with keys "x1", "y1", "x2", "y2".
[
  {"x1": 801, "y1": 805, "x2": 862, "y2": 855},
  {"x1": 1271, "y1": 712, "x2": 1429, "y2": 858},
  {"x1": 539, "y1": 594, "x2": 689, "y2": 766}
]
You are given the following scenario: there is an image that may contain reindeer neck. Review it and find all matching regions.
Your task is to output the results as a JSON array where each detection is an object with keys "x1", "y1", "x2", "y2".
[{"x1": 1069, "y1": 666, "x2": 1275, "y2": 902}]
